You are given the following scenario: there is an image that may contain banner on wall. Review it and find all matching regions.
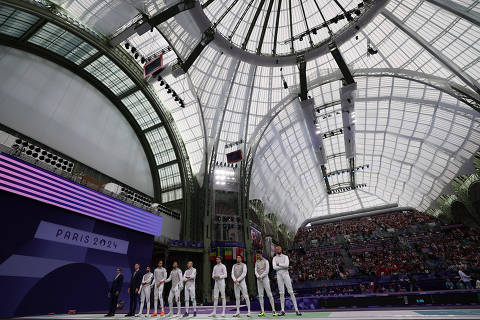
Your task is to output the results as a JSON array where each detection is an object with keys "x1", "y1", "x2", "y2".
[{"x1": 250, "y1": 226, "x2": 263, "y2": 251}]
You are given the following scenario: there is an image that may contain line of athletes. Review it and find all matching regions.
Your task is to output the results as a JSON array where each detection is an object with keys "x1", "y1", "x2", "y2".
[{"x1": 114, "y1": 246, "x2": 302, "y2": 318}]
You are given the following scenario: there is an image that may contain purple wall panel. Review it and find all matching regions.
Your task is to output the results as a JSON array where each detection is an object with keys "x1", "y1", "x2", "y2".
[{"x1": 0, "y1": 153, "x2": 162, "y2": 236}]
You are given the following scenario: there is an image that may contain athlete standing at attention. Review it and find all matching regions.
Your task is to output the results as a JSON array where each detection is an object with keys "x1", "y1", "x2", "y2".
[
  {"x1": 272, "y1": 246, "x2": 301, "y2": 316},
  {"x1": 165, "y1": 261, "x2": 183, "y2": 317},
  {"x1": 183, "y1": 261, "x2": 197, "y2": 317},
  {"x1": 209, "y1": 256, "x2": 227, "y2": 317},
  {"x1": 152, "y1": 260, "x2": 167, "y2": 317},
  {"x1": 231, "y1": 255, "x2": 251, "y2": 317},
  {"x1": 255, "y1": 251, "x2": 277, "y2": 317}
]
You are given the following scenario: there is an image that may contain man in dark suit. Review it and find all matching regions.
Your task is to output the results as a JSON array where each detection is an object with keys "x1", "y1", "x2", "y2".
[
  {"x1": 105, "y1": 268, "x2": 123, "y2": 317},
  {"x1": 126, "y1": 263, "x2": 142, "y2": 317}
]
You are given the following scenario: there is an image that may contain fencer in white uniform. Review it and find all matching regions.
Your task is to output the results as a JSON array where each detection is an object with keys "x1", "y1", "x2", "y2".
[
  {"x1": 165, "y1": 261, "x2": 183, "y2": 317},
  {"x1": 153, "y1": 260, "x2": 167, "y2": 316},
  {"x1": 255, "y1": 252, "x2": 277, "y2": 317},
  {"x1": 232, "y1": 255, "x2": 251, "y2": 317},
  {"x1": 183, "y1": 261, "x2": 197, "y2": 317},
  {"x1": 138, "y1": 266, "x2": 154, "y2": 317},
  {"x1": 272, "y1": 246, "x2": 301, "y2": 316},
  {"x1": 209, "y1": 256, "x2": 227, "y2": 317}
]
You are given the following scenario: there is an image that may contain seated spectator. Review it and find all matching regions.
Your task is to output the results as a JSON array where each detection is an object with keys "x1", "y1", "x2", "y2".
[
  {"x1": 445, "y1": 278, "x2": 454, "y2": 290},
  {"x1": 456, "y1": 279, "x2": 466, "y2": 290},
  {"x1": 476, "y1": 279, "x2": 480, "y2": 289}
]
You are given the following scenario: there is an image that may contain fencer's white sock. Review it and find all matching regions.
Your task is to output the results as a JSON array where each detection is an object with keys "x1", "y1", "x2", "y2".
[
  {"x1": 268, "y1": 294, "x2": 276, "y2": 312},
  {"x1": 213, "y1": 298, "x2": 218, "y2": 313},
  {"x1": 289, "y1": 291, "x2": 299, "y2": 312},
  {"x1": 280, "y1": 293, "x2": 285, "y2": 312},
  {"x1": 193, "y1": 299, "x2": 197, "y2": 312},
  {"x1": 245, "y1": 295, "x2": 250, "y2": 313},
  {"x1": 259, "y1": 296, "x2": 265, "y2": 313}
]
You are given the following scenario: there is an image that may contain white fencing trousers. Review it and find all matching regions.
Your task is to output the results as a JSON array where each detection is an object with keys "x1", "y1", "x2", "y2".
[
  {"x1": 139, "y1": 286, "x2": 152, "y2": 315},
  {"x1": 153, "y1": 283, "x2": 165, "y2": 313},
  {"x1": 184, "y1": 284, "x2": 196, "y2": 312},
  {"x1": 213, "y1": 280, "x2": 226, "y2": 313},
  {"x1": 276, "y1": 272, "x2": 298, "y2": 312},
  {"x1": 168, "y1": 287, "x2": 181, "y2": 314},
  {"x1": 257, "y1": 277, "x2": 276, "y2": 313},
  {"x1": 234, "y1": 280, "x2": 250, "y2": 313}
]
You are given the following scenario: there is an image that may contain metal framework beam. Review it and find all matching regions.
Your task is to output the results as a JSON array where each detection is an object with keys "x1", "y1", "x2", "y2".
[
  {"x1": 242, "y1": 0, "x2": 266, "y2": 49},
  {"x1": 382, "y1": 10, "x2": 480, "y2": 95},
  {"x1": 329, "y1": 43, "x2": 354, "y2": 84},
  {"x1": 272, "y1": 0, "x2": 282, "y2": 55},
  {"x1": 424, "y1": 0, "x2": 480, "y2": 28},
  {"x1": 298, "y1": 57, "x2": 308, "y2": 101},
  {"x1": 109, "y1": 0, "x2": 195, "y2": 47},
  {"x1": 181, "y1": 28, "x2": 214, "y2": 72},
  {"x1": 256, "y1": 0, "x2": 275, "y2": 54}
]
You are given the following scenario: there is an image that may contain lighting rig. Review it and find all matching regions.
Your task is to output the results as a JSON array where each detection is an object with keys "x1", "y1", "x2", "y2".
[{"x1": 284, "y1": 0, "x2": 371, "y2": 44}]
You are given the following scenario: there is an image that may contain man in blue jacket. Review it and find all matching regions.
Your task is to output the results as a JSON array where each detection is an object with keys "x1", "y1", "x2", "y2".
[
  {"x1": 105, "y1": 268, "x2": 124, "y2": 317},
  {"x1": 126, "y1": 263, "x2": 142, "y2": 317}
]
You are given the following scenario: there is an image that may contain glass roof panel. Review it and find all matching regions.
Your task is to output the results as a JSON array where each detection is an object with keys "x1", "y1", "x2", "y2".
[
  {"x1": 145, "y1": 126, "x2": 177, "y2": 166},
  {"x1": 158, "y1": 162, "x2": 182, "y2": 190},
  {"x1": 0, "y1": 4, "x2": 39, "y2": 38},
  {"x1": 28, "y1": 22, "x2": 98, "y2": 65},
  {"x1": 84, "y1": 55, "x2": 136, "y2": 96},
  {"x1": 121, "y1": 90, "x2": 161, "y2": 130}
]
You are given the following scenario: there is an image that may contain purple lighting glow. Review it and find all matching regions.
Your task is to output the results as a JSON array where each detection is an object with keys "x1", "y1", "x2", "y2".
[{"x1": 0, "y1": 153, "x2": 162, "y2": 236}]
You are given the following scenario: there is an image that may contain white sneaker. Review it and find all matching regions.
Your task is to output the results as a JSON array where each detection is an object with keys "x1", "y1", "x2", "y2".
[
  {"x1": 208, "y1": 312, "x2": 217, "y2": 317},
  {"x1": 247, "y1": 313, "x2": 251, "y2": 317},
  {"x1": 166, "y1": 312, "x2": 173, "y2": 318},
  {"x1": 220, "y1": 312, "x2": 226, "y2": 317},
  {"x1": 233, "y1": 313, "x2": 240, "y2": 317}
]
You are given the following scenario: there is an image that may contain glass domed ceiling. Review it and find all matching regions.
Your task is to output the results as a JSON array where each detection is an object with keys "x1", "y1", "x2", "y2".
[
  {"x1": 201, "y1": 0, "x2": 374, "y2": 56},
  {"x1": 40, "y1": 0, "x2": 480, "y2": 229}
]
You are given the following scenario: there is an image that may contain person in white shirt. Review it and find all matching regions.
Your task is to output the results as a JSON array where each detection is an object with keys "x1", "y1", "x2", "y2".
[
  {"x1": 255, "y1": 251, "x2": 277, "y2": 317},
  {"x1": 138, "y1": 266, "x2": 154, "y2": 317},
  {"x1": 152, "y1": 260, "x2": 167, "y2": 317},
  {"x1": 183, "y1": 261, "x2": 197, "y2": 317},
  {"x1": 232, "y1": 255, "x2": 251, "y2": 317},
  {"x1": 272, "y1": 246, "x2": 301, "y2": 316},
  {"x1": 209, "y1": 256, "x2": 227, "y2": 317},
  {"x1": 165, "y1": 261, "x2": 183, "y2": 316},
  {"x1": 459, "y1": 267, "x2": 473, "y2": 289}
]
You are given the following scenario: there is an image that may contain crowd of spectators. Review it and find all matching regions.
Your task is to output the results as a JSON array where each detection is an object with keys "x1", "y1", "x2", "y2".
[{"x1": 290, "y1": 210, "x2": 480, "y2": 293}]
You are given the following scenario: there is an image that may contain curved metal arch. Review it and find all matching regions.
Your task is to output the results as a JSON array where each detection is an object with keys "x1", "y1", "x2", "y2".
[
  {"x1": 2, "y1": 0, "x2": 194, "y2": 205},
  {"x1": 424, "y1": 0, "x2": 480, "y2": 28},
  {"x1": 188, "y1": 0, "x2": 389, "y2": 66},
  {"x1": 381, "y1": 9, "x2": 480, "y2": 96}
]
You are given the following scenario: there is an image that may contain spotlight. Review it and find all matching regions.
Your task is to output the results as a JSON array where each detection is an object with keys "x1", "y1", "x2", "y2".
[
  {"x1": 312, "y1": 28, "x2": 317, "y2": 35},
  {"x1": 39, "y1": 156, "x2": 45, "y2": 161},
  {"x1": 15, "y1": 139, "x2": 22, "y2": 144},
  {"x1": 134, "y1": 52, "x2": 139, "y2": 59},
  {"x1": 26, "y1": 150, "x2": 32, "y2": 155},
  {"x1": 283, "y1": 79, "x2": 288, "y2": 89},
  {"x1": 160, "y1": 80, "x2": 165, "y2": 86},
  {"x1": 125, "y1": 42, "x2": 130, "y2": 49},
  {"x1": 33, "y1": 153, "x2": 38, "y2": 158},
  {"x1": 165, "y1": 84, "x2": 170, "y2": 90},
  {"x1": 42, "y1": 150, "x2": 47, "y2": 155},
  {"x1": 141, "y1": 57, "x2": 146, "y2": 64},
  {"x1": 167, "y1": 88, "x2": 172, "y2": 93},
  {"x1": 299, "y1": 36, "x2": 303, "y2": 41},
  {"x1": 131, "y1": 46, "x2": 136, "y2": 53},
  {"x1": 174, "y1": 96, "x2": 179, "y2": 101}
]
